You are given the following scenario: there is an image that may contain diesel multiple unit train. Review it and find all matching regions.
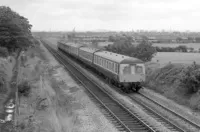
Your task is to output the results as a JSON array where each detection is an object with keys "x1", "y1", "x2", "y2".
[{"x1": 57, "y1": 41, "x2": 145, "y2": 92}]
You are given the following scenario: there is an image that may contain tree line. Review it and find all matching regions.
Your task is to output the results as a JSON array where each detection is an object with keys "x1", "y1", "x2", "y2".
[
  {"x1": 105, "y1": 35, "x2": 157, "y2": 62},
  {"x1": 0, "y1": 6, "x2": 34, "y2": 57},
  {"x1": 155, "y1": 46, "x2": 200, "y2": 53},
  {"x1": 155, "y1": 45, "x2": 188, "y2": 52}
]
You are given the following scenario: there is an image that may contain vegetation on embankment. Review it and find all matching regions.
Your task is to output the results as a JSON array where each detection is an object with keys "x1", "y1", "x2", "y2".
[
  {"x1": 0, "y1": 6, "x2": 35, "y2": 93},
  {"x1": 13, "y1": 42, "x2": 50, "y2": 132},
  {"x1": 145, "y1": 63, "x2": 200, "y2": 110}
]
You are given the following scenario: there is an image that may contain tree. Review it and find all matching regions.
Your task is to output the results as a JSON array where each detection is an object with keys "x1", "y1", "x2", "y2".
[
  {"x1": 176, "y1": 37, "x2": 182, "y2": 43},
  {"x1": 131, "y1": 40, "x2": 157, "y2": 62},
  {"x1": 0, "y1": 6, "x2": 33, "y2": 52},
  {"x1": 141, "y1": 35, "x2": 149, "y2": 41},
  {"x1": 0, "y1": 47, "x2": 8, "y2": 57},
  {"x1": 108, "y1": 35, "x2": 116, "y2": 42},
  {"x1": 176, "y1": 45, "x2": 187, "y2": 52},
  {"x1": 180, "y1": 63, "x2": 200, "y2": 94},
  {"x1": 105, "y1": 37, "x2": 157, "y2": 62},
  {"x1": 91, "y1": 40, "x2": 98, "y2": 48}
]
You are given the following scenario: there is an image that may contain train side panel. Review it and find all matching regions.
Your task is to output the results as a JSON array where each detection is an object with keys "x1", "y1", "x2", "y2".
[
  {"x1": 93, "y1": 53, "x2": 120, "y2": 81},
  {"x1": 79, "y1": 47, "x2": 94, "y2": 63},
  {"x1": 93, "y1": 63, "x2": 119, "y2": 81},
  {"x1": 58, "y1": 42, "x2": 72, "y2": 55},
  {"x1": 69, "y1": 45, "x2": 80, "y2": 57}
]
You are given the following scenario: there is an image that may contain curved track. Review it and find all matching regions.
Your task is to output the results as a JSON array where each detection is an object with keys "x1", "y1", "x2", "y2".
[
  {"x1": 42, "y1": 41, "x2": 155, "y2": 132},
  {"x1": 42, "y1": 40, "x2": 199, "y2": 132}
]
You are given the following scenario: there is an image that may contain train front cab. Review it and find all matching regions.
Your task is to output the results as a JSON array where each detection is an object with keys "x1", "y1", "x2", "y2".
[{"x1": 119, "y1": 63, "x2": 145, "y2": 92}]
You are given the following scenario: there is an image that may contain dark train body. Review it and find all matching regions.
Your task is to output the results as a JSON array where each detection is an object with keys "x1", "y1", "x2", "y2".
[{"x1": 57, "y1": 41, "x2": 145, "y2": 93}]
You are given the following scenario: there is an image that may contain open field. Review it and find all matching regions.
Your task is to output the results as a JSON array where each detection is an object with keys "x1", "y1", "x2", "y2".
[
  {"x1": 153, "y1": 43, "x2": 200, "y2": 50},
  {"x1": 151, "y1": 52, "x2": 200, "y2": 67}
]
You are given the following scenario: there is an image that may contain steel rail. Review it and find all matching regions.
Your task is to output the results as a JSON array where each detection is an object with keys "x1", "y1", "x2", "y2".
[
  {"x1": 129, "y1": 95, "x2": 185, "y2": 132},
  {"x1": 138, "y1": 92, "x2": 200, "y2": 131},
  {"x1": 43, "y1": 42, "x2": 155, "y2": 132}
]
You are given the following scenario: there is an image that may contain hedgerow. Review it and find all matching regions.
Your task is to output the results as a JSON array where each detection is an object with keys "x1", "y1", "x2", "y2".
[
  {"x1": 180, "y1": 63, "x2": 200, "y2": 94},
  {"x1": 18, "y1": 81, "x2": 31, "y2": 97},
  {"x1": 0, "y1": 47, "x2": 8, "y2": 57},
  {"x1": 146, "y1": 63, "x2": 200, "y2": 95}
]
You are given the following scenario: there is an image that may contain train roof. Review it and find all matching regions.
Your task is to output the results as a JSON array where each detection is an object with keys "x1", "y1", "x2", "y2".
[
  {"x1": 79, "y1": 47, "x2": 100, "y2": 53},
  {"x1": 94, "y1": 51, "x2": 143, "y2": 64}
]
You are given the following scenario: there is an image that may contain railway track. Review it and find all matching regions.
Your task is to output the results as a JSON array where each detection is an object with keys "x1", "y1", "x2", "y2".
[
  {"x1": 42, "y1": 41, "x2": 155, "y2": 132},
  {"x1": 130, "y1": 92, "x2": 200, "y2": 132},
  {"x1": 42, "y1": 40, "x2": 198, "y2": 132}
]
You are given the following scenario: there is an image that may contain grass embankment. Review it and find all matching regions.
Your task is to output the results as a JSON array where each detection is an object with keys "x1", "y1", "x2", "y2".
[
  {"x1": 0, "y1": 55, "x2": 16, "y2": 93},
  {"x1": 15, "y1": 41, "x2": 76, "y2": 132},
  {"x1": 146, "y1": 63, "x2": 200, "y2": 110}
]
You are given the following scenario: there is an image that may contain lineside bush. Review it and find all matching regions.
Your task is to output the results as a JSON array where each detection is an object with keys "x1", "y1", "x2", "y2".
[
  {"x1": 18, "y1": 81, "x2": 31, "y2": 97},
  {"x1": 0, "y1": 47, "x2": 8, "y2": 57},
  {"x1": 180, "y1": 63, "x2": 200, "y2": 94}
]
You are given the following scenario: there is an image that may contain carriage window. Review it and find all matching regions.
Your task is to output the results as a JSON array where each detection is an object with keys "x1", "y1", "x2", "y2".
[
  {"x1": 131, "y1": 65, "x2": 135, "y2": 74},
  {"x1": 120, "y1": 64, "x2": 131, "y2": 75},
  {"x1": 99, "y1": 57, "x2": 100, "y2": 64},
  {"x1": 115, "y1": 64, "x2": 117, "y2": 73},
  {"x1": 106, "y1": 61, "x2": 108, "y2": 68},
  {"x1": 99, "y1": 58, "x2": 101, "y2": 65},
  {"x1": 135, "y1": 65, "x2": 143, "y2": 74},
  {"x1": 99, "y1": 57, "x2": 101, "y2": 65},
  {"x1": 116, "y1": 64, "x2": 119, "y2": 73},
  {"x1": 112, "y1": 62, "x2": 114, "y2": 71}
]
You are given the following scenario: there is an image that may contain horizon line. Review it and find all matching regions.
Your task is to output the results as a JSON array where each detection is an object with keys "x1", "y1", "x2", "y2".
[{"x1": 31, "y1": 30, "x2": 200, "y2": 33}]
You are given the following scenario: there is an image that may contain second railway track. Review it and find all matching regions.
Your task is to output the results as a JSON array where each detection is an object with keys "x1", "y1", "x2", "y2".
[{"x1": 129, "y1": 92, "x2": 200, "y2": 132}]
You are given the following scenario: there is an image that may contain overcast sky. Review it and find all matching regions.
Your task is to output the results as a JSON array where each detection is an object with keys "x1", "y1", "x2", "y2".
[{"x1": 2, "y1": 0, "x2": 200, "y2": 31}]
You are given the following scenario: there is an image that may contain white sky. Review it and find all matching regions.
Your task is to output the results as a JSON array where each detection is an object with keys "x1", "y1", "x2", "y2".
[{"x1": 2, "y1": 0, "x2": 200, "y2": 31}]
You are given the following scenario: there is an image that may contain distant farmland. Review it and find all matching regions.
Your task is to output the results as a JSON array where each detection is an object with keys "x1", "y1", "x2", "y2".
[
  {"x1": 152, "y1": 52, "x2": 200, "y2": 67},
  {"x1": 153, "y1": 43, "x2": 200, "y2": 50}
]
